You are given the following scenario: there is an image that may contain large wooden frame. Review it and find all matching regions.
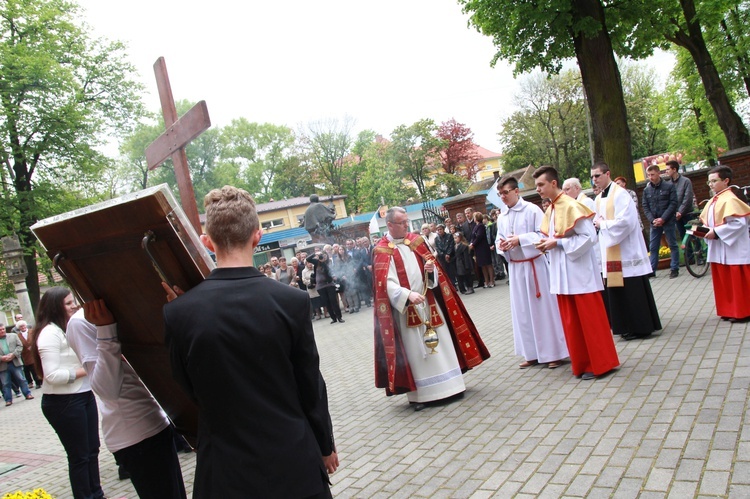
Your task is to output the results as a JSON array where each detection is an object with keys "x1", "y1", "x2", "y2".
[{"x1": 31, "y1": 184, "x2": 214, "y2": 444}]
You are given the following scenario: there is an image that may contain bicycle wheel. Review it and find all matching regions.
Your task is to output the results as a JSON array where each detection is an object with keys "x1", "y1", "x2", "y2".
[{"x1": 684, "y1": 235, "x2": 710, "y2": 277}]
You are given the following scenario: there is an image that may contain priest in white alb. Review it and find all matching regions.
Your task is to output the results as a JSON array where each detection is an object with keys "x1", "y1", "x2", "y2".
[
  {"x1": 701, "y1": 165, "x2": 750, "y2": 323},
  {"x1": 372, "y1": 207, "x2": 490, "y2": 411},
  {"x1": 591, "y1": 162, "x2": 662, "y2": 340},
  {"x1": 495, "y1": 176, "x2": 568, "y2": 370}
]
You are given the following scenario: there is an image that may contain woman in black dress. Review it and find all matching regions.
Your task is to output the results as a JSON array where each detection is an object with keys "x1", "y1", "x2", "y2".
[{"x1": 469, "y1": 212, "x2": 495, "y2": 287}]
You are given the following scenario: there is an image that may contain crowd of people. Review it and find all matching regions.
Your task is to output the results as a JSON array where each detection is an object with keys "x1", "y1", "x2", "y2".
[
  {"x1": 4, "y1": 161, "x2": 749, "y2": 497},
  {"x1": 262, "y1": 237, "x2": 376, "y2": 324}
]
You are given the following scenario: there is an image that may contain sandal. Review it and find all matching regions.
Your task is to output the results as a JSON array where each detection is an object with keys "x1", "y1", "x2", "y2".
[
  {"x1": 25, "y1": 394, "x2": 34, "y2": 400},
  {"x1": 5, "y1": 401, "x2": 11, "y2": 407},
  {"x1": 519, "y1": 360, "x2": 538, "y2": 369},
  {"x1": 547, "y1": 361, "x2": 563, "y2": 369}
]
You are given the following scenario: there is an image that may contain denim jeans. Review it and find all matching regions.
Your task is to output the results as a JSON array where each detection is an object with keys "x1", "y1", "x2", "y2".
[
  {"x1": 41, "y1": 392, "x2": 104, "y2": 499},
  {"x1": 649, "y1": 222, "x2": 680, "y2": 272},
  {"x1": 1, "y1": 363, "x2": 31, "y2": 402}
]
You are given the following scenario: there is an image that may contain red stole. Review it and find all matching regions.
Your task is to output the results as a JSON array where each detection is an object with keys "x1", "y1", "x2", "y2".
[{"x1": 373, "y1": 234, "x2": 490, "y2": 395}]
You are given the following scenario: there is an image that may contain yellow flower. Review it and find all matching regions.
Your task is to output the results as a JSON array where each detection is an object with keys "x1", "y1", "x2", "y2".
[
  {"x1": 658, "y1": 246, "x2": 671, "y2": 259},
  {"x1": 2, "y1": 489, "x2": 53, "y2": 499}
]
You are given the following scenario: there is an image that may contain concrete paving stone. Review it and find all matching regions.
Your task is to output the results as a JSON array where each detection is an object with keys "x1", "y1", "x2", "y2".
[
  {"x1": 564, "y1": 472, "x2": 597, "y2": 497},
  {"x1": 507, "y1": 462, "x2": 539, "y2": 483},
  {"x1": 729, "y1": 484, "x2": 750, "y2": 497},
  {"x1": 592, "y1": 466, "x2": 625, "y2": 488},
  {"x1": 732, "y1": 461, "x2": 750, "y2": 484},
  {"x1": 671, "y1": 414, "x2": 697, "y2": 431},
  {"x1": 635, "y1": 439, "x2": 666, "y2": 458},
  {"x1": 619, "y1": 430, "x2": 646, "y2": 448},
  {"x1": 690, "y1": 424, "x2": 717, "y2": 441},
  {"x1": 721, "y1": 400, "x2": 748, "y2": 417},
  {"x1": 612, "y1": 477, "x2": 644, "y2": 498},
  {"x1": 479, "y1": 469, "x2": 511, "y2": 490},
  {"x1": 524, "y1": 445, "x2": 554, "y2": 464},
  {"x1": 667, "y1": 480, "x2": 698, "y2": 498},
  {"x1": 466, "y1": 490, "x2": 495, "y2": 499},
  {"x1": 625, "y1": 457, "x2": 657, "y2": 478},
  {"x1": 412, "y1": 475, "x2": 451, "y2": 497},
  {"x1": 564, "y1": 446, "x2": 594, "y2": 466},
  {"x1": 712, "y1": 431, "x2": 740, "y2": 451},
  {"x1": 607, "y1": 446, "x2": 637, "y2": 468},
  {"x1": 655, "y1": 448, "x2": 682, "y2": 469},
  {"x1": 639, "y1": 492, "x2": 668, "y2": 499},
  {"x1": 645, "y1": 423, "x2": 671, "y2": 440},
  {"x1": 717, "y1": 415, "x2": 743, "y2": 432},
  {"x1": 578, "y1": 455, "x2": 607, "y2": 476},
  {"x1": 645, "y1": 467, "x2": 675, "y2": 492},
  {"x1": 698, "y1": 470, "x2": 730, "y2": 495},
  {"x1": 706, "y1": 449, "x2": 736, "y2": 470},
  {"x1": 550, "y1": 463, "x2": 581, "y2": 485}
]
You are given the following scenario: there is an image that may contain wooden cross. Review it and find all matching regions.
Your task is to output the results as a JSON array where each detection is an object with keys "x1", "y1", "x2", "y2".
[{"x1": 145, "y1": 57, "x2": 211, "y2": 234}]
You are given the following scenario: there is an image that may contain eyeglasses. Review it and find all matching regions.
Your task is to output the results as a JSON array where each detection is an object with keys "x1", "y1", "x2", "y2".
[
  {"x1": 498, "y1": 189, "x2": 516, "y2": 196},
  {"x1": 389, "y1": 220, "x2": 410, "y2": 226},
  {"x1": 591, "y1": 173, "x2": 603, "y2": 180},
  {"x1": 707, "y1": 179, "x2": 723, "y2": 185}
]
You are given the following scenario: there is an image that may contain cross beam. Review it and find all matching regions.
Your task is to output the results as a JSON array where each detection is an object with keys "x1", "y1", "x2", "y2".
[{"x1": 145, "y1": 57, "x2": 211, "y2": 234}]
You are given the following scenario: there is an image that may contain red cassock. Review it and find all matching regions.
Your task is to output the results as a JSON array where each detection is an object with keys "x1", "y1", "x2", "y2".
[
  {"x1": 556, "y1": 292, "x2": 620, "y2": 377},
  {"x1": 711, "y1": 263, "x2": 750, "y2": 319},
  {"x1": 372, "y1": 234, "x2": 490, "y2": 395}
]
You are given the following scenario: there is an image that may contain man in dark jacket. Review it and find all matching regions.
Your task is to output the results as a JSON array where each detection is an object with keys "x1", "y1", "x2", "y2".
[
  {"x1": 434, "y1": 224, "x2": 457, "y2": 285},
  {"x1": 642, "y1": 164, "x2": 680, "y2": 277},
  {"x1": 666, "y1": 160, "x2": 695, "y2": 259},
  {"x1": 164, "y1": 186, "x2": 338, "y2": 498}
]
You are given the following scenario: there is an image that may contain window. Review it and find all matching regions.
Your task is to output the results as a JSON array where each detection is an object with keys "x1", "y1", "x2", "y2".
[{"x1": 261, "y1": 218, "x2": 285, "y2": 230}]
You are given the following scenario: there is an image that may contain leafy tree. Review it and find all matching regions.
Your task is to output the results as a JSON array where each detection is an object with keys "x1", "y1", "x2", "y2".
[
  {"x1": 298, "y1": 117, "x2": 354, "y2": 194},
  {"x1": 358, "y1": 138, "x2": 416, "y2": 211},
  {"x1": 0, "y1": 0, "x2": 144, "y2": 307},
  {"x1": 220, "y1": 119, "x2": 295, "y2": 202},
  {"x1": 436, "y1": 119, "x2": 481, "y2": 179},
  {"x1": 341, "y1": 130, "x2": 378, "y2": 214},
  {"x1": 619, "y1": 62, "x2": 669, "y2": 159},
  {"x1": 460, "y1": 0, "x2": 640, "y2": 180},
  {"x1": 659, "y1": 0, "x2": 750, "y2": 149},
  {"x1": 390, "y1": 119, "x2": 444, "y2": 200},
  {"x1": 498, "y1": 71, "x2": 590, "y2": 181}
]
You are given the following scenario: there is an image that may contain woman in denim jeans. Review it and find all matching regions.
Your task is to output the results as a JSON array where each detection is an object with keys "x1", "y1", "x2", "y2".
[{"x1": 32, "y1": 287, "x2": 104, "y2": 499}]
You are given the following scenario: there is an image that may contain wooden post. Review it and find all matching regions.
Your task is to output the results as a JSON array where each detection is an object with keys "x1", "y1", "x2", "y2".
[{"x1": 145, "y1": 57, "x2": 211, "y2": 234}]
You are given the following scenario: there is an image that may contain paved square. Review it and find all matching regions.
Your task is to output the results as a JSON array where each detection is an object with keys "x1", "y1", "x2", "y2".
[{"x1": 0, "y1": 269, "x2": 747, "y2": 498}]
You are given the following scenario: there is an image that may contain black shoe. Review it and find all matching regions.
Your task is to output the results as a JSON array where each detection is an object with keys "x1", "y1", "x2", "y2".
[
  {"x1": 330, "y1": 320, "x2": 338, "y2": 324},
  {"x1": 728, "y1": 316, "x2": 750, "y2": 323},
  {"x1": 412, "y1": 403, "x2": 426, "y2": 412},
  {"x1": 581, "y1": 372, "x2": 595, "y2": 380},
  {"x1": 622, "y1": 332, "x2": 651, "y2": 340},
  {"x1": 466, "y1": 288, "x2": 475, "y2": 294},
  {"x1": 338, "y1": 318, "x2": 345, "y2": 323},
  {"x1": 669, "y1": 270, "x2": 679, "y2": 279},
  {"x1": 118, "y1": 465, "x2": 131, "y2": 480},
  {"x1": 647, "y1": 272, "x2": 656, "y2": 278}
]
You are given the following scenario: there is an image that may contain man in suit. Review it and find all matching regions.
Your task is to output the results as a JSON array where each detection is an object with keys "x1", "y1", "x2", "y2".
[
  {"x1": 0, "y1": 324, "x2": 34, "y2": 406},
  {"x1": 163, "y1": 185, "x2": 338, "y2": 498}
]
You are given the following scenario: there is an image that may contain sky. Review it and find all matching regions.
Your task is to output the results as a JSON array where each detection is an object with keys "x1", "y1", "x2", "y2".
[{"x1": 76, "y1": 0, "x2": 671, "y2": 155}]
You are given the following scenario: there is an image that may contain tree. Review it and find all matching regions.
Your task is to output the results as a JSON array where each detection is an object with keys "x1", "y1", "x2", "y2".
[
  {"x1": 436, "y1": 119, "x2": 481, "y2": 179},
  {"x1": 358, "y1": 138, "x2": 416, "y2": 211},
  {"x1": 499, "y1": 71, "x2": 590, "y2": 181},
  {"x1": 299, "y1": 117, "x2": 354, "y2": 194},
  {"x1": 0, "y1": 0, "x2": 144, "y2": 307},
  {"x1": 619, "y1": 62, "x2": 669, "y2": 159},
  {"x1": 341, "y1": 130, "x2": 378, "y2": 214},
  {"x1": 389, "y1": 119, "x2": 444, "y2": 200},
  {"x1": 660, "y1": 0, "x2": 750, "y2": 149},
  {"x1": 460, "y1": 0, "x2": 640, "y2": 180},
  {"x1": 220, "y1": 119, "x2": 295, "y2": 202}
]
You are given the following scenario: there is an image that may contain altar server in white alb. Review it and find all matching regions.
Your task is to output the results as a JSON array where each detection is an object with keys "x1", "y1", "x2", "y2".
[
  {"x1": 533, "y1": 166, "x2": 619, "y2": 380},
  {"x1": 591, "y1": 162, "x2": 662, "y2": 340},
  {"x1": 495, "y1": 176, "x2": 568, "y2": 370},
  {"x1": 701, "y1": 165, "x2": 750, "y2": 323}
]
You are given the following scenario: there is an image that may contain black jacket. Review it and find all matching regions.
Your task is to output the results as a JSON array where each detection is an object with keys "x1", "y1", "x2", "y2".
[
  {"x1": 164, "y1": 266, "x2": 334, "y2": 498},
  {"x1": 642, "y1": 178, "x2": 678, "y2": 225}
]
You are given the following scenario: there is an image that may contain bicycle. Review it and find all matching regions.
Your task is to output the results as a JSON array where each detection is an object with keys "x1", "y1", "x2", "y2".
[{"x1": 681, "y1": 200, "x2": 710, "y2": 278}]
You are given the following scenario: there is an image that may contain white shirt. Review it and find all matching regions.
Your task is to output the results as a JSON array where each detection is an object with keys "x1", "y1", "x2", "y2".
[
  {"x1": 547, "y1": 210, "x2": 603, "y2": 295},
  {"x1": 37, "y1": 322, "x2": 90, "y2": 394},
  {"x1": 66, "y1": 309, "x2": 169, "y2": 452}
]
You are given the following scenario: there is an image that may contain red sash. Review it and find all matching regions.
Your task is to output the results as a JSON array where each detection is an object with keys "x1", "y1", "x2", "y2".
[{"x1": 373, "y1": 234, "x2": 490, "y2": 395}]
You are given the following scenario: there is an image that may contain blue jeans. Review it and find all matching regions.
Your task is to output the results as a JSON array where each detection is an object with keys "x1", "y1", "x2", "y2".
[
  {"x1": 41, "y1": 392, "x2": 104, "y2": 499},
  {"x1": 649, "y1": 222, "x2": 679, "y2": 272},
  {"x1": 1, "y1": 363, "x2": 31, "y2": 402}
]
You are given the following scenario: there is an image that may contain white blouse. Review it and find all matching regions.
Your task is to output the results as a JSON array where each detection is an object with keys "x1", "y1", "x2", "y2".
[{"x1": 37, "y1": 323, "x2": 91, "y2": 395}]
